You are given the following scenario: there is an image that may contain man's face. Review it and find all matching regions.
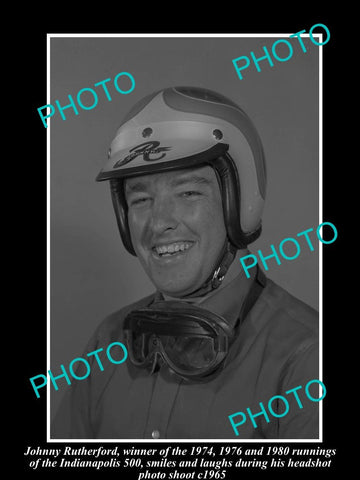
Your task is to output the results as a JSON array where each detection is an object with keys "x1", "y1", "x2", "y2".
[{"x1": 125, "y1": 165, "x2": 227, "y2": 297}]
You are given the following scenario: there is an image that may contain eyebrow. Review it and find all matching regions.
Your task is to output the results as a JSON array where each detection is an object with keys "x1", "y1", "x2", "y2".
[
  {"x1": 171, "y1": 175, "x2": 213, "y2": 188},
  {"x1": 125, "y1": 174, "x2": 213, "y2": 193}
]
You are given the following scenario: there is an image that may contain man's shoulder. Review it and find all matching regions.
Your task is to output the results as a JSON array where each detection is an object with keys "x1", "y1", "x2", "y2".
[
  {"x1": 258, "y1": 277, "x2": 319, "y2": 338},
  {"x1": 93, "y1": 293, "x2": 156, "y2": 344}
]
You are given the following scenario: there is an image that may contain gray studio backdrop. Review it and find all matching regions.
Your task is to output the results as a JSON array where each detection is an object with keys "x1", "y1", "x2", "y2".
[{"x1": 49, "y1": 35, "x2": 320, "y2": 419}]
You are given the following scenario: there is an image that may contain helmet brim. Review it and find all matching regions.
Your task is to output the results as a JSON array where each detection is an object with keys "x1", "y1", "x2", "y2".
[{"x1": 96, "y1": 142, "x2": 229, "y2": 182}]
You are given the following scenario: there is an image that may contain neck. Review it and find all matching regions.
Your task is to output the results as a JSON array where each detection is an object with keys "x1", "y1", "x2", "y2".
[
  {"x1": 158, "y1": 252, "x2": 258, "y2": 330},
  {"x1": 161, "y1": 248, "x2": 249, "y2": 305}
]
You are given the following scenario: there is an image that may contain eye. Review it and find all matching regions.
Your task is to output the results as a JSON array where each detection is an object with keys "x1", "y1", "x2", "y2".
[
  {"x1": 128, "y1": 196, "x2": 151, "y2": 207},
  {"x1": 181, "y1": 191, "x2": 202, "y2": 198}
]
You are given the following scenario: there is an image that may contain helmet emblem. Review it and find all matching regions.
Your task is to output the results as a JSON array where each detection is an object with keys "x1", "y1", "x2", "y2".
[{"x1": 113, "y1": 141, "x2": 172, "y2": 168}]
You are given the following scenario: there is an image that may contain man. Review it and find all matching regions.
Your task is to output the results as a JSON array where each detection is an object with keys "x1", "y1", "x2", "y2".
[{"x1": 52, "y1": 86, "x2": 319, "y2": 439}]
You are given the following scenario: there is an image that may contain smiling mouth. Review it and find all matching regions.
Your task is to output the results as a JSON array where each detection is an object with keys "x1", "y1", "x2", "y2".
[{"x1": 152, "y1": 241, "x2": 194, "y2": 258}]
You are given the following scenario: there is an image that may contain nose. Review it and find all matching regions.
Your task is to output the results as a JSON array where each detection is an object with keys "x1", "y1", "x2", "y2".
[{"x1": 149, "y1": 196, "x2": 179, "y2": 235}]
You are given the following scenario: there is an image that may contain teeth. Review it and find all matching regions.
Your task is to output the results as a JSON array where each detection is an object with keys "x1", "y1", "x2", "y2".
[{"x1": 154, "y1": 242, "x2": 192, "y2": 255}]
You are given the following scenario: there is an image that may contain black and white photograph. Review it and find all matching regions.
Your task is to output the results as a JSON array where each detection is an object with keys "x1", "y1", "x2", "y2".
[{"x1": 22, "y1": 24, "x2": 344, "y2": 476}]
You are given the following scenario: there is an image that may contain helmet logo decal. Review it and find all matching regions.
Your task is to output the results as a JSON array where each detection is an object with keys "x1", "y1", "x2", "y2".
[{"x1": 113, "y1": 141, "x2": 172, "y2": 168}]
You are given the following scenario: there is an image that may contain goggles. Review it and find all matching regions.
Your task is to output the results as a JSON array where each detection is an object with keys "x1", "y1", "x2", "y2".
[{"x1": 123, "y1": 300, "x2": 234, "y2": 381}]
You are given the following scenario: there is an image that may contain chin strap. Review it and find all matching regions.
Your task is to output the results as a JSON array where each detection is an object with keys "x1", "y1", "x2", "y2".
[{"x1": 182, "y1": 240, "x2": 237, "y2": 299}]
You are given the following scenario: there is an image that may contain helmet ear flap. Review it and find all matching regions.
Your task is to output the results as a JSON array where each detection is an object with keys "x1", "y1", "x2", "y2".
[
  {"x1": 110, "y1": 179, "x2": 136, "y2": 256},
  {"x1": 210, "y1": 154, "x2": 262, "y2": 249}
]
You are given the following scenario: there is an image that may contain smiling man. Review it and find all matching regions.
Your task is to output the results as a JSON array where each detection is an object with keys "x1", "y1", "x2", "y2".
[
  {"x1": 52, "y1": 86, "x2": 319, "y2": 440},
  {"x1": 125, "y1": 167, "x2": 227, "y2": 297}
]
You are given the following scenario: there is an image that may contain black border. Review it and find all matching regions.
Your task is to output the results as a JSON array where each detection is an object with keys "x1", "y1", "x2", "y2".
[{"x1": 21, "y1": 15, "x2": 345, "y2": 476}]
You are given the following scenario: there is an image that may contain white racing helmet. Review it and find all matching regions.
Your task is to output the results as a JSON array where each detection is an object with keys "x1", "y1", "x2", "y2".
[{"x1": 96, "y1": 86, "x2": 266, "y2": 260}]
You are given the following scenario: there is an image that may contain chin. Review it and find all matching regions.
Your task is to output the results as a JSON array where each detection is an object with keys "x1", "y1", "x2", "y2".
[{"x1": 153, "y1": 276, "x2": 203, "y2": 298}]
